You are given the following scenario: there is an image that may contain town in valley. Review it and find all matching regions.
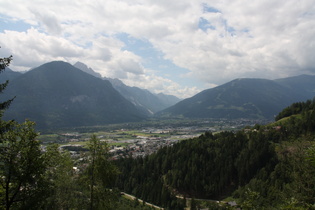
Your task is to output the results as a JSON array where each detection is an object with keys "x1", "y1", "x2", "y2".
[{"x1": 38, "y1": 118, "x2": 269, "y2": 159}]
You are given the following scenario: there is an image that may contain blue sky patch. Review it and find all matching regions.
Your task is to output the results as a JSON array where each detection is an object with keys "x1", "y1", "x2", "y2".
[
  {"x1": 202, "y1": 4, "x2": 221, "y2": 14},
  {"x1": 0, "y1": 16, "x2": 31, "y2": 33},
  {"x1": 115, "y1": 33, "x2": 202, "y2": 88},
  {"x1": 199, "y1": 17, "x2": 216, "y2": 32}
]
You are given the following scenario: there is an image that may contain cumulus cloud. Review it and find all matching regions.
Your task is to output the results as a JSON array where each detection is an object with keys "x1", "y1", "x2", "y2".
[
  {"x1": 0, "y1": 0, "x2": 314, "y2": 97},
  {"x1": 121, "y1": 71, "x2": 200, "y2": 99},
  {"x1": 31, "y1": 10, "x2": 62, "y2": 35},
  {"x1": 158, "y1": 1, "x2": 314, "y2": 84},
  {"x1": 0, "y1": 28, "x2": 82, "y2": 69}
]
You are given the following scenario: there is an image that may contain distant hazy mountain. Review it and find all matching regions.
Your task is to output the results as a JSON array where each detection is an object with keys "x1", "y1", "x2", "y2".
[
  {"x1": 73, "y1": 61, "x2": 102, "y2": 78},
  {"x1": 105, "y1": 77, "x2": 181, "y2": 114},
  {"x1": 73, "y1": 62, "x2": 181, "y2": 114},
  {"x1": 0, "y1": 68, "x2": 22, "y2": 83},
  {"x1": 3, "y1": 61, "x2": 146, "y2": 130},
  {"x1": 158, "y1": 75, "x2": 315, "y2": 119},
  {"x1": 274, "y1": 74, "x2": 315, "y2": 99},
  {"x1": 156, "y1": 93, "x2": 181, "y2": 108}
]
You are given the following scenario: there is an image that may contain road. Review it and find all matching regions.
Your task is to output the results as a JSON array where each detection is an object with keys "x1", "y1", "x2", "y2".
[{"x1": 121, "y1": 192, "x2": 164, "y2": 210}]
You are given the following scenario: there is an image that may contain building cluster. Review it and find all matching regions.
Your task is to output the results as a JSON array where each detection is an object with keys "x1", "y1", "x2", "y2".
[{"x1": 109, "y1": 137, "x2": 179, "y2": 159}]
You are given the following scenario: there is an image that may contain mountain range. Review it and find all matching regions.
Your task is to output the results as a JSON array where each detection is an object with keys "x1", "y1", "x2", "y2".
[
  {"x1": 2, "y1": 61, "x2": 148, "y2": 130},
  {"x1": 158, "y1": 75, "x2": 315, "y2": 119},
  {"x1": 2, "y1": 60, "x2": 315, "y2": 129},
  {"x1": 73, "y1": 62, "x2": 180, "y2": 115}
]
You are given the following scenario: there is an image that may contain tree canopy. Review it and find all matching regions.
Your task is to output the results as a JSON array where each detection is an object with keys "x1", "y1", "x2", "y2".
[{"x1": 114, "y1": 99, "x2": 315, "y2": 209}]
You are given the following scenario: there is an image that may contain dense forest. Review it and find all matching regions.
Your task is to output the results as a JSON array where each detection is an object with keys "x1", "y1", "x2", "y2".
[{"x1": 114, "y1": 99, "x2": 315, "y2": 209}]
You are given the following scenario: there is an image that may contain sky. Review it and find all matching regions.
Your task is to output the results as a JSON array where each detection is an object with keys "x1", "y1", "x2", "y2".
[{"x1": 0, "y1": 0, "x2": 314, "y2": 98}]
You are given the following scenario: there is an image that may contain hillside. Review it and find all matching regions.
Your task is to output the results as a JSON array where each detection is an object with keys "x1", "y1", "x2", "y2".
[
  {"x1": 2, "y1": 61, "x2": 146, "y2": 130},
  {"x1": 114, "y1": 99, "x2": 315, "y2": 209},
  {"x1": 106, "y1": 77, "x2": 180, "y2": 114},
  {"x1": 158, "y1": 76, "x2": 315, "y2": 119},
  {"x1": 274, "y1": 74, "x2": 315, "y2": 99},
  {"x1": 74, "y1": 62, "x2": 181, "y2": 114}
]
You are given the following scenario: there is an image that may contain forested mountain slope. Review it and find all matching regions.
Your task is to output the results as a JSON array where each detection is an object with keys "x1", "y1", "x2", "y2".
[
  {"x1": 274, "y1": 74, "x2": 315, "y2": 99},
  {"x1": 114, "y1": 98, "x2": 315, "y2": 209},
  {"x1": 158, "y1": 75, "x2": 315, "y2": 120},
  {"x1": 2, "y1": 61, "x2": 146, "y2": 130}
]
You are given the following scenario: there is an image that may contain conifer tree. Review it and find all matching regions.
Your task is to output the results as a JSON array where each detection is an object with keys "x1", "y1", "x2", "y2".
[
  {"x1": 43, "y1": 144, "x2": 76, "y2": 209},
  {"x1": 84, "y1": 134, "x2": 119, "y2": 210},
  {"x1": 0, "y1": 54, "x2": 14, "y2": 137},
  {"x1": 0, "y1": 54, "x2": 14, "y2": 112}
]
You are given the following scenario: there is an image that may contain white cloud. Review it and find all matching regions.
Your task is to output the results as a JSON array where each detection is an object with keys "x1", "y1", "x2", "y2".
[
  {"x1": 121, "y1": 71, "x2": 200, "y2": 99},
  {"x1": 31, "y1": 10, "x2": 62, "y2": 35},
  {"x1": 0, "y1": 0, "x2": 314, "y2": 98},
  {"x1": 156, "y1": 0, "x2": 315, "y2": 84},
  {"x1": 0, "y1": 29, "x2": 82, "y2": 69}
]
